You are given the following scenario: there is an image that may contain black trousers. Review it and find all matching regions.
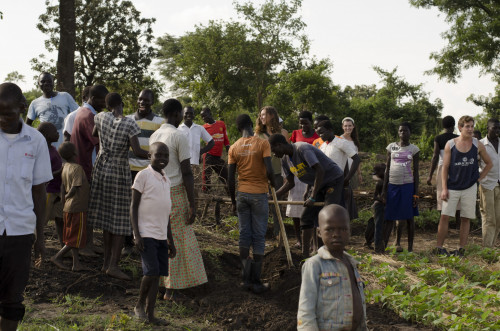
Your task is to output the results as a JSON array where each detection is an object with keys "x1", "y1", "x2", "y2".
[{"x1": 0, "y1": 232, "x2": 34, "y2": 321}]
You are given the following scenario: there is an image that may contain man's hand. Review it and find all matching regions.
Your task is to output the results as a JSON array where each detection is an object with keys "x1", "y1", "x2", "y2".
[
  {"x1": 33, "y1": 235, "x2": 46, "y2": 268},
  {"x1": 440, "y1": 188, "x2": 449, "y2": 202},
  {"x1": 168, "y1": 241, "x2": 177, "y2": 258},
  {"x1": 303, "y1": 197, "x2": 315, "y2": 207},
  {"x1": 186, "y1": 206, "x2": 196, "y2": 225},
  {"x1": 412, "y1": 196, "x2": 419, "y2": 208},
  {"x1": 134, "y1": 235, "x2": 144, "y2": 252},
  {"x1": 426, "y1": 176, "x2": 432, "y2": 186}
]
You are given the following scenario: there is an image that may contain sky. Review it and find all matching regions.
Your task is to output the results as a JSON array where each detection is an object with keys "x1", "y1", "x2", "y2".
[{"x1": 0, "y1": 0, "x2": 496, "y2": 120}]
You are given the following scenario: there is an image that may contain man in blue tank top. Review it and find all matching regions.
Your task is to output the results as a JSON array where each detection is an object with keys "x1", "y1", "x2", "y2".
[{"x1": 435, "y1": 116, "x2": 492, "y2": 256}]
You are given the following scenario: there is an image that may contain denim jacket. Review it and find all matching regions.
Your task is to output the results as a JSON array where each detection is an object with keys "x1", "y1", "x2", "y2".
[{"x1": 297, "y1": 247, "x2": 367, "y2": 331}]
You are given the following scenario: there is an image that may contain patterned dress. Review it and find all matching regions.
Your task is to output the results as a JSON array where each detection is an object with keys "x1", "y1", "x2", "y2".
[{"x1": 89, "y1": 112, "x2": 141, "y2": 235}]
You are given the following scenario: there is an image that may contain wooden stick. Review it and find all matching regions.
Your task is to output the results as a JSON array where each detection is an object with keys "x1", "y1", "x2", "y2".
[
  {"x1": 195, "y1": 197, "x2": 325, "y2": 206},
  {"x1": 270, "y1": 186, "x2": 294, "y2": 268}
]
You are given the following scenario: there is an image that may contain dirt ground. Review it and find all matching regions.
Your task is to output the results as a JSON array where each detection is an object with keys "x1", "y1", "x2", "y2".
[{"x1": 20, "y1": 156, "x2": 486, "y2": 330}]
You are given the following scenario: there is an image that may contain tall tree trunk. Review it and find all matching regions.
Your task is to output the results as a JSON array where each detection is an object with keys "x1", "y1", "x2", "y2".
[{"x1": 56, "y1": 0, "x2": 76, "y2": 97}]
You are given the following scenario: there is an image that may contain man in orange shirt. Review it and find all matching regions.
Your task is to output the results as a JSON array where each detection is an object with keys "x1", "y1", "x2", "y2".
[
  {"x1": 228, "y1": 114, "x2": 275, "y2": 294},
  {"x1": 312, "y1": 115, "x2": 329, "y2": 148}
]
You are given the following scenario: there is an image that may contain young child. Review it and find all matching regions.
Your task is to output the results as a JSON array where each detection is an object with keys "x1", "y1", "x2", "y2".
[
  {"x1": 131, "y1": 141, "x2": 176, "y2": 325},
  {"x1": 50, "y1": 142, "x2": 89, "y2": 271},
  {"x1": 38, "y1": 122, "x2": 64, "y2": 245},
  {"x1": 297, "y1": 204, "x2": 366, "y2": 330},
  {"x1": 383, "y1": 122, "x2": 420, "y2": 252}
]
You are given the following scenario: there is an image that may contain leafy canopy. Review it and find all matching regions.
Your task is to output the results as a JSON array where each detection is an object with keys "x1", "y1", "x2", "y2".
[
  {"x1": 32, "y1": 0, "x2": 160, "y2": 112},
  {"x1": 410, "y1": 0, "x2": 500, "y2": 82}
]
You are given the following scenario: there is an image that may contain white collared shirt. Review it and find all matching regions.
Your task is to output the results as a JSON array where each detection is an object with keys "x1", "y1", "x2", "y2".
[
  {"x1": 480, "y1": 136, "x2": 500, "y2": 190},
  {"x1": 0, "y1": 122, "x2": 53, "y2": 235},
  {"x1": 149, "y1": 123, "x2": 191, "y2": 187},
  {"x1": 178, "y1": 122, "x2": 213, "y2": 165}
]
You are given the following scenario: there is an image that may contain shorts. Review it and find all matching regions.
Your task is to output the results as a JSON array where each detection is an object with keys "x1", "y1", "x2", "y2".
[
  {"x1": 442, "y1": 184, "x2": 477, "y2": 219},
  {"x1": 436, "y1": 164, "x2": 460, "y2": 211},
  {"x1": 140, "y1": 238, "x2": 169, "y2": 277},
  {"x1": 63, "y1": 212, "x2": 87, "y2": 248},
  {"x1": 45, "y1": 192, "x2": 63, "y2": 222}
]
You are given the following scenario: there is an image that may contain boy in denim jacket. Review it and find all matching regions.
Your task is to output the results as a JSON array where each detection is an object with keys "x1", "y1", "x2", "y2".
[{"x1": 297, "y1": 205, "x2": 366, "y2": 331}]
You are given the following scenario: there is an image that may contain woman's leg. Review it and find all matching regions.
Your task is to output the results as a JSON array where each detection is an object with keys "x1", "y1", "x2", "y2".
[
  {"x1": 106, "y1": 234, "x2": 130, "y2": 280},
  {"x1": 407, "y1": 218, "x2": 415, "y2": 252}
]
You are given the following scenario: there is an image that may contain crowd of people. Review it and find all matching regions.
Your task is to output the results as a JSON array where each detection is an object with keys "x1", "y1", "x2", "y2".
[{"x1": 0, "y1": 72, "x2": 499, "y2": 330}]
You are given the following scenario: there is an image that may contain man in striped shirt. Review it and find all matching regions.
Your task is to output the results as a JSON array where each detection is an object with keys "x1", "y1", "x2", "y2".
[{"x1": 124, "y1": 89, "x2": 164, "y2": 254}]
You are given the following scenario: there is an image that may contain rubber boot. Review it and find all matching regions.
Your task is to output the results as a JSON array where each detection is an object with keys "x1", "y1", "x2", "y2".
[
  {"x1": 250, "y1": 261, "x2": 269, "y2": 294},
  {"x1": 240, "y1": 259, "x2": 252, "y2": 290}
]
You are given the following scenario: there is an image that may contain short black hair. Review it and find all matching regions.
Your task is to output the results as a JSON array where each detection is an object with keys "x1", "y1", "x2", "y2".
[
  {"x1": 236, "y1": 114, "x2": 253, "y2": 131},
  {"x1": 0, "y1": 82, "x2": 24, "y2": 104},
  {"x1": 487, "y1": 118, "x2": 499, "y2": 127},
  {"x1": 201, "y1": 107, "x2": 211, "y2": 114},
  {"x1": 399, "y1": 121, "x2": 411, "y2": 132},
  {"x1": 298, "y1": 110, "x2": 313, "y2": 122},
  {"x1": 58, "y1": 142, "x2": 77, "y2": 162},
  {"x1": 105, "y1": 92, "x2": 122, "y2": 109},
  {"x1": 161, "y1": 98, "x2": 183, "y2": 117},
  {"x1": 89, "y1": 84, "x2": 109, "y2": 99},
  {"x1": 442, "y1": 115, "x2": 455, "y2": 129},
  {"x1": 39, "y1": 72, "x2": 53, "y2": 80},
  {"x1": 269, "y1": 133, "x2": 288, "y2": 146},
  {"x1": 141, "y1": 89, "x2": 155, "y2": 102},
  {"x1": 37, "y1": 122, "x2": 56, "y2": 138},
  {"x1": 184, "y1": 106, "x2": 194, "y2": 112},
  {"x1": 315, "y1": 115, "x2": 329, "y2": 123},
  {"x1": 317, "y1": 120, "x2": 334, "y2": 131}
]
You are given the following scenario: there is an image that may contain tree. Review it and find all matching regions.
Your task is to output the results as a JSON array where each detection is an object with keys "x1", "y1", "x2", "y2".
[
  {"x1": 56, "y1": 0, "x2": 76, "y2": 97},
  {"x1": 156, "y1": 0, "x2": 309, "y2": 114},
  {"x1": 32, "y1": 0, "x2": 160, "y2": 110},
  {"x1": 4, "y1": 71, "x2": 25, "y2": 83},
  {"x1": 409, "y1": 0, "x2": 500, "y2": 82}
]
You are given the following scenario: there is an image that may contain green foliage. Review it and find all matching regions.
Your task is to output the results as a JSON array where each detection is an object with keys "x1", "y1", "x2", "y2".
[
  {"x1": 469, "y1": 84, "x2": 500, "y2": 119},
  {"x1": 356, "y1": 248, "x2": 500, "y2": 330},
  {"x1": 157, "y1": 0, "x2": 309, "y2": 114},
  {"x1": 409, "y1": 0, "x2": 500, "y2": 83},
  {"x1": 32, "y1": 0, "x2": 161, "y2": 111},
  {"x1": 4, "y1": 71, "x2": 25, "y2": 83}
]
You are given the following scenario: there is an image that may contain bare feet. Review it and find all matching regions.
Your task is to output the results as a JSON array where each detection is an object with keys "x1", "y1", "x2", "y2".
[
  {"x1": 72, "y1": 264, "x2": 91, "y2": 272},
  {"x1": 79, "y1": 247, "x2": 98, "y2": 257},
  {"x1": 106, "y1": 267, "x2": 131, "y2": 281},
  {"x1": 134, "y1": 306, "x2": 147, "y2": 321},
  {"x1": 50, "y1": 256, "x2": 69, "y2": 270}
]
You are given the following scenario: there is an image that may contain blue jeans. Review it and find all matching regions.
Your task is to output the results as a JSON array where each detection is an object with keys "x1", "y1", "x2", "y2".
[{"x1": 237, "y1": 192, "x2": 269, "y2": 255}]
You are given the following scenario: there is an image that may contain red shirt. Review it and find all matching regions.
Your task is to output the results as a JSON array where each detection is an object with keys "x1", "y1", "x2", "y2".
[
  {"x1": 290, "y1": 129, "x2": 319, "y2": 144},
  {"x1": 203, "y1": 120, "x2": 230, "y2": 157},
  {"x1": 70, "y1": 107, "x2": 99, "y2": 181}
]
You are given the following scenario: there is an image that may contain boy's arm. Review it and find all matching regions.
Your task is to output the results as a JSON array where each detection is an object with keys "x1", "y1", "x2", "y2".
[
  {"x1": 275, "y1": 173, "x2": 295, "y2": 197},
  {"x1": 61, "y1": 183, "x2": 67, "y2": 207},
  {"x1": 297, "y1": 260, "x2": 320, "y2": 331},
  {"x1": 130, "y1": 188, "x2": 144, "y2": 251},
  {"x1": 478, "y1": 142, "x2": 493, "y2": 182},
  {"x1": 65, "y1": 186, "x2": 78, "y2": 200},
  {"x1": 167, "y1": 220, "x2": 176, "y2": 258},
  {"x1": 427, "y1": 141, "x2": 440, "y2": 185},
  {"x1": 440, "y1": 143, "x2": 451, "y2": 201},
  {"x1": 228, "y1": 163, "x2": 237, "y2": 215}
]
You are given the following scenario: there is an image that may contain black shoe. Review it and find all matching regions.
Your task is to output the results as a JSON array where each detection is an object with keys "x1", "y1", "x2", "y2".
[
  {"x1": 240, "y1": 259, "x2": 252, "y2": 290},
  {"x1": 432, "y1": 247, "x2": 449, "y2": 256},
  {"x1": 450, "y1": 248, "x2": 465, "y2": 257},
  {"x1": 250, "y1": 261, "x2": 269, "y2": 294}
]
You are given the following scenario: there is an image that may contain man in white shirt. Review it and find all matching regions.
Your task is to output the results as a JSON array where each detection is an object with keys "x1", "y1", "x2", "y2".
[
  {"x1": 479, "y1": 118, "x2": 500, "y2": 247},
  {"x1": 178, "y1": 106, "x2": 214, "y2": 171},
  {"x1": 0, "y1": 83, "x2": 53, "y2": 330},
  {"x1": 25, "y1": 72, "x2": 79, "y2": 149}
]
